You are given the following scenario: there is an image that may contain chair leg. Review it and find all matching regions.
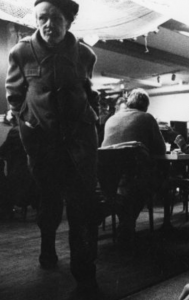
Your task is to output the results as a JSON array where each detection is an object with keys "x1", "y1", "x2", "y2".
[
  {"x1": 148, "y1": 203, "x2": 154, "y2": 232},
  {"x1": 102, "y1": 218, "x2": 106, "y2": 231},
  {"x1": 112, "y1": 212, "x2": 116, "y2": 243},
  {"x1": 147, "y1": 196, "x2": 154, "y2": 232},
  {"x1": 21, "y1": 206, "x2": 27, "y2": 221},
  {"x1": 186, "y1": 195, "x2": 188, "y2": 222},
  {"x1": 110, "y1": 196, "x2": 117, "y2": 243},
  {"x1": 183, "y1": 190, "x2": 189, "y2": 221}
]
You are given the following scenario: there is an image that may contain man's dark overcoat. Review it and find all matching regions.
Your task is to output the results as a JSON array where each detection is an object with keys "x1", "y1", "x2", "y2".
[{"x1": 6, "y1": 30, "x2": 99, "y2": 191}]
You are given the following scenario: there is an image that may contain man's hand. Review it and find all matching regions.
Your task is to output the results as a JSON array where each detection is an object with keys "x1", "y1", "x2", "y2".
[
  {"x1": 174, "y1": 134, "x2": 186, "y2": 149},
  {"x1": 6, "y1": 109, "x2": 14, "y2": 122},
  {"x1": 179, "y1": 284, "x2": 189, "y2": 300}
]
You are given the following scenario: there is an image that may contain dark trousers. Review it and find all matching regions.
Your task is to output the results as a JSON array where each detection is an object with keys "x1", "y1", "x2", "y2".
[{"x1": 20, "y1": 122, "x2": 98, "y2": 282}]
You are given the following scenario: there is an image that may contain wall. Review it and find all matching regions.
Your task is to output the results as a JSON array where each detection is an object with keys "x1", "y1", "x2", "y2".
[{"x1": 148, "y1": 92, "x2": 189, "y2": 125}]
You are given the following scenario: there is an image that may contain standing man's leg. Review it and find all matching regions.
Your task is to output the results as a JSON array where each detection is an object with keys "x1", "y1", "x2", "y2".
[
  {"x1": 28, "y1": 144, "x2": 65, "y2": 269},
  {"x1": 65, "y1": 122, "x2": 99, "y2": 294},
  {"x1": 65, "y1": 159, "x2": 99, "y2": 292}
]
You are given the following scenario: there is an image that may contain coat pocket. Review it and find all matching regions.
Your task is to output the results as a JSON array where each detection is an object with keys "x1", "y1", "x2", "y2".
[
  {"x1": 18, "y1": 117, "x2": 41, "y2": 155},
  {"x1": 25, "y1": 67, "x2": 41, "y2": 77}
]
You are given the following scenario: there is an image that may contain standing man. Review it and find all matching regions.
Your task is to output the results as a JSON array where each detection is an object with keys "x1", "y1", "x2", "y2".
[{"x1": 6, "y1": 0, "x2": 100, "y2": 297}]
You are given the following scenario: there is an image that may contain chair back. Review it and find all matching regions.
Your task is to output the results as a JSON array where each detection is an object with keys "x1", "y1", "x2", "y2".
[{"x1": 98, "y1": 141, "x2": 149, "y2": 197}]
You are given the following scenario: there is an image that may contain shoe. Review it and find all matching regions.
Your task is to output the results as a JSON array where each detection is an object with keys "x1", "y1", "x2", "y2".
[
  {"x1": 39, "y1": 253, "x2": 58, "y2": 269},
  {"x1": 117, "y1": 234, "x2": 136, "y2": 257},
  {"x1": 69, "y1": 282, "x2": 106, "y2": 300},
  {"x1": 39, "y1": 231, "x2": 57, "y2": 269},
  {"x1": 76, "y1": 279, "x2": 99, "y2": 300}
]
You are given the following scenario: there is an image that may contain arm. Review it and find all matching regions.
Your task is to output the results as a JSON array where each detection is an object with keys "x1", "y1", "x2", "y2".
[
  {"x1": 174, "y1": 135, "x2": 189, "y2": 153},
  {"x1": 85, "y1": 56, "x2": 100, "y2": 117},
  {"x1": 79, "y1": 42, "x2": 100, "y2": 117},
  {"x1": 6, "y1": 48, "x2": 27, "y2": 118},
  {"x1": 83, "y1": 78, "x2": 100, "y2": 117},
  {"x1": 149, "y1": 115, "x2": 166, "y2": 155}
]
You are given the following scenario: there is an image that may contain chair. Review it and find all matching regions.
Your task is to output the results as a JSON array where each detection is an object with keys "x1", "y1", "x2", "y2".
[
  {"x1": 97, "y1": 142, "x2": 154, "y2": 242},
  {"x1": 168, "y1": 177, "x2": 189, "y2": 221},
  {"x1": 154, "y1": 158, "x2": 189, "y2": 228}
]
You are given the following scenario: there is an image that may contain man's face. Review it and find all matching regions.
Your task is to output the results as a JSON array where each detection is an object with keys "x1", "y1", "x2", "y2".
[{"x1": 35, "y1": 2, "x2": 70, "y2": 46}]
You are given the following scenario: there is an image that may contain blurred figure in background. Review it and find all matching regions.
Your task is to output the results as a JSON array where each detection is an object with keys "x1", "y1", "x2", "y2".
[
  {"x1": 0, "y1": 111, "x2": 39, "y2": 219},
  {"x1": 174, "y1": 134, "x2": 189, "y2": 153},
  {"x1": 114, "y1": 96, "x2": 127, "y2": 113}
]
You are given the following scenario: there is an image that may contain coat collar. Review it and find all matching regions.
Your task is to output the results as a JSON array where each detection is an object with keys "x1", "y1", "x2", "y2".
[{"x1": 31, "y1": 30, "x2": 79, "y2": 64}]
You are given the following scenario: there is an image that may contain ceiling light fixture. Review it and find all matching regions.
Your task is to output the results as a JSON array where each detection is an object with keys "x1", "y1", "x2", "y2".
[
  {"x1": 137, "y1": 79, "x2": 162, "y2": 88},
  {"x1": 172, "y1": 73, "x2": 176, "y2": 81},
  {"x1": 143, "y1": 34, "x2": 149, "y2": 53}
]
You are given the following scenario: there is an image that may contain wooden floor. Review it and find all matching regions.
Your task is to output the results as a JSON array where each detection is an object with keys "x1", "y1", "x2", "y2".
[
  {"x1": 1, "y1": 203, "x2": 189, "y2": 300},
  {"x1": 122, "y1": 271, "x2": 189, "y2": 300}
]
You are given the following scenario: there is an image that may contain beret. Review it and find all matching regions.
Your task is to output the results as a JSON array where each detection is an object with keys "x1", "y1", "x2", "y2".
[{"x1": 34, "y1": 0, "x2": 79, "y2": 22}]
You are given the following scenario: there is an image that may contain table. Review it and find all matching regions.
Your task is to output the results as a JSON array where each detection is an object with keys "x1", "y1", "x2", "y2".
[{"x1": 153, "y1": 153, "x2": 189, "y2": 231}]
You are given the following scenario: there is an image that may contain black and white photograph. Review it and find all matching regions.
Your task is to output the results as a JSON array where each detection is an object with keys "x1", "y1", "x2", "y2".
[{"x1": 1, "y1": 1, "x2": 189, "y2": 300}]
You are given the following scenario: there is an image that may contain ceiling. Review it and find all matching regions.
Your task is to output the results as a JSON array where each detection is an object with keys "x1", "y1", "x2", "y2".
[{"x1": 92, "y1": 19, "x2": 189, "y2": 96}]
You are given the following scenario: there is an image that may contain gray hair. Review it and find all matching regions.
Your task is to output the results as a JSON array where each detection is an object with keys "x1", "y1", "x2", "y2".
[{"x1": 127, "y1": 88, "x2": 150, "y2": 112}]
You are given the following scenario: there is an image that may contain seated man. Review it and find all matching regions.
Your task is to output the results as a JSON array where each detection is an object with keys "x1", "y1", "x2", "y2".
[{"x1": 101, "y1": 88, "x2": 166, "y2": 250}]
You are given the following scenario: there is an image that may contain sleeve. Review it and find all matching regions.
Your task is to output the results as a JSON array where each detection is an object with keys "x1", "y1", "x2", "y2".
[
  {"x1": 79, "y1": 43, "x2": 100, "y2": 117},
  {"x1": 149, "y1": 114, "x2": 166, "y2": 155},
  {"x1": 5, "y1": 48, "x2": 27, "y2": 117},
  {"x1": 83, "y1": 78, "x2": 100, "y2": 117},
  {"x1": 87, "y1": 52, "x2": 96, "y2": 79}
]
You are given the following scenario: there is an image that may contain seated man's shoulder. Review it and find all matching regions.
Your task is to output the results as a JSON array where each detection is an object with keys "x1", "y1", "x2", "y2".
[
  {"x1": 143, "y1": 111, "x2": 156, "y2": 121},
  {"x1": 105, "y1": 112, "x2": 120, "y2": 124}
]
